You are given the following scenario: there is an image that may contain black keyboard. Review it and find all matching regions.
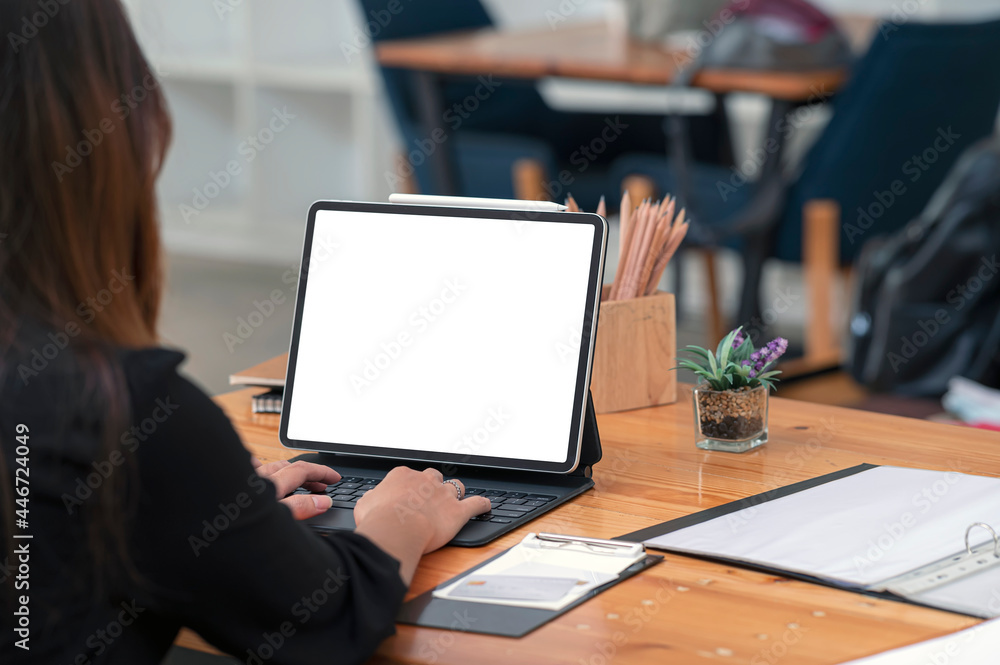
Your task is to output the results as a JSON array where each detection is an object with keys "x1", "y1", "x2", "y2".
[{"x1": 292, "y1": 476, "x2": 557, "y2": 525}]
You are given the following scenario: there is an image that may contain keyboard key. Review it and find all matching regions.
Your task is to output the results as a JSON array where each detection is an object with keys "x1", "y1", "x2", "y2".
[
  {"x1": 338, "y1": 483, "x2": 362, "y2": 490},
  {"x1": 490, "y1": 509, "x2": 526, "y2": 518},
  {"x1": 471, "y1": 513, "x2": 493, "y2": 521},
  {"x1": 504, "y1": 492, "x2": 527, "y2": 498},
  {"x1": 359, "y1": 485, "x2": 377, "y2": 491},
  {"x1": 490, "y1": 518, "x2": 513, "y2": 524},
  {"x1": 524, "y1": 500, "x2": 547, "y2": 507},
  {"x1": 340, "y1": 477, "x2": 362, "y2": 483},
  {"x1": 482, "y1": 490, "x2": 506, "y2": 497},
  {"x1": 497, "y1": 504, "x2": 533, "y2": 513},
  {"x1": 503, "y1": 498, "x2": 526, "y2": 505},
  {"x1": 525, "y1": 494, "x2": 556, "y2": 502},
  {"x1": 329, "y1": 500, "x2": 358, "y2": 510},
  {"x1": 463, "y1": 488, "x2": 481, "y2": 495}
]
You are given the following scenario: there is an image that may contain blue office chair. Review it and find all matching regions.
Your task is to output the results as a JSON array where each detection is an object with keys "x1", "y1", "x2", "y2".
[
  {"x1": 357, "y1": 0, "x2": 726, "y2": 209},
  {"x1": 612, "y1": 17, "x2": 1000, "y2": 349}
]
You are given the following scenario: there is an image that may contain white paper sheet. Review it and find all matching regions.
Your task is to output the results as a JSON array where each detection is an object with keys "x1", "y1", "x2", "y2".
[
  {"x1": 840, "y1": 618, "x2": 1000, "y2": 664},
  {"x1": 434, "y1": 534, "x2": 645, "y2": 610},
  {"x1": 644, "y1": 466, "x2": 1000, "y2": 589}
]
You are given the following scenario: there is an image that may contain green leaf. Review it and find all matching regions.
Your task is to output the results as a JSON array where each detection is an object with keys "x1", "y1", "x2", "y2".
[
  {"x1": 757, "y1": 370, "x2": 782, "y2": 380},
  {"x1": 716, "y1": 328, "x2": 739, "y2": 369}
]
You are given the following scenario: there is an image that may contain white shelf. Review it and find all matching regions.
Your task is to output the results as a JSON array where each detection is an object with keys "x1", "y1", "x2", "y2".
[
  {"x1": 124, "y1": 0, "x2": 394, "y2": 264},
  {"x1": 157, "y1": 56, "x2": 248, "y2": 85},
  {"x1": 253, "y1": 63, "x2": 372, "y2": 94},
  {"x1": 159, "y1": 206, "x2": 305, "y2": 265}
]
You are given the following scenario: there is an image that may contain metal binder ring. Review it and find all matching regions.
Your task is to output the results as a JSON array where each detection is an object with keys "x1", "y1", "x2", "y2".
[{"x1": 964, "y1": 522, "x2": 1000, "y2": 558}]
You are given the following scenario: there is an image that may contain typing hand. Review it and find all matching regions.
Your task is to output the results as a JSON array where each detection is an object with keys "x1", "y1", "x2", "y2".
[
  {"x1": 355, "y1": 467, "x2": 492, "y2": 555},
  {"x1": 252, "y1": 458, "x2": 342, "y2": 520}
]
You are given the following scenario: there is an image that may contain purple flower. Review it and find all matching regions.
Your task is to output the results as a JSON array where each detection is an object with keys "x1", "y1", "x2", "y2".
[
  {"x1": 732, "y1": 329, "x2": 746, "y2": 349},
  {"x1": 744, "y1": 337, "x2": 788, "y2": 377}
]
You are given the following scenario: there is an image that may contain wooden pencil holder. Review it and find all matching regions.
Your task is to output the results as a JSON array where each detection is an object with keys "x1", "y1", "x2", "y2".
[{"x1": 590, "y1": 287, "x2": 677, "y2": 414}]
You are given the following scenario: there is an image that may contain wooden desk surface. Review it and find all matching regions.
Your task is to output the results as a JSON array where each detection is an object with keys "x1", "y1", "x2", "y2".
[
  {"x1": 376, "y1": 21, "x2": 869, "y2": 101},
  {"x1": 176, "y1": 383, "x2": 1000, "y2": 664}
]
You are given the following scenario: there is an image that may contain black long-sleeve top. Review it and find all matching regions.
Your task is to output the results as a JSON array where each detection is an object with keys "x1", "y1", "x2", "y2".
[{"x1": 0, "y1": 343, "x2": 407, "y2": 664}]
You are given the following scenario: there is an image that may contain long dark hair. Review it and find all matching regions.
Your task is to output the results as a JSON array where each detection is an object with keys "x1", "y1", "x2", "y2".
[{"x1": 0, "y1": 0, "x2": 171, "y2": 595}]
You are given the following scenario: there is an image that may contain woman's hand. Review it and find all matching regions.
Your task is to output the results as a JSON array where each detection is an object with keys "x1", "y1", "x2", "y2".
[
  {"x1": 252, "y1": 458, "x2": 341, "y2": 520},
  {"x1": 354, "y1": 467, "x2": 492, "y2": 584}
]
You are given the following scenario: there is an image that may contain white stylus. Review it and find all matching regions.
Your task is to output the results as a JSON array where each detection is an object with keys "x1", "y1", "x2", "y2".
[{"x1": 388, "y1": 193, "x2": 568, "y2": 212}]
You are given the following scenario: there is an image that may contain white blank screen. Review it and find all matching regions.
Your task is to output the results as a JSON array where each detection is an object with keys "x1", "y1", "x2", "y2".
[{"x1": 285, "y1": 209, "x2": 597, "y2": 464}]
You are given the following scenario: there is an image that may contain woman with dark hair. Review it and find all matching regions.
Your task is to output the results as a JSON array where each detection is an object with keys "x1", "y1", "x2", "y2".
[{"x1": 0, "y1": 2, "x2": 491, "y2": 663}]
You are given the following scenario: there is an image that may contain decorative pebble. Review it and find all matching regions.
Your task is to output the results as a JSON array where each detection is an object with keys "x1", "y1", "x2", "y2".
[
  {"x1": 716, "y1": 647, "x2": 734, "y2": 657},
  {"x1": 607, "y1": 613, "x2": 620, "y2": 620},
  {"x1": 812, "y1": 611, "x2": 826, "y2": 617}
]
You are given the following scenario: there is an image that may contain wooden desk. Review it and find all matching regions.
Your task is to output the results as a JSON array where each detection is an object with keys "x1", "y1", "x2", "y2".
[{"x1": 177, "y1": 383, "x2": 999, "y2": 664}]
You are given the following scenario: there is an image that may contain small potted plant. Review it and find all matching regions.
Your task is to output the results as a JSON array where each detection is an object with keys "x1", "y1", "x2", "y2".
[{"x1": 675, "y1": 327, "x2": 788, "y2": 453}]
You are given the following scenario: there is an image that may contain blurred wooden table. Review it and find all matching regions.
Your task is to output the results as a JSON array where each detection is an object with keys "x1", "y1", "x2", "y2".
[
  {"x1": 375, "y1": 18, "x2": 872, "y2": 196},
  {"x1": 176, "y1": 372, "x2": 1000, "y2": 664},
  {"x1": 377, "y1": 21, "x2": 856, "y2": 101}
]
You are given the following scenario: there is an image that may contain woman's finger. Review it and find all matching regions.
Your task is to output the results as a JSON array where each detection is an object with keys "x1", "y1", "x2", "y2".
[
  {"x1": 280, "y1": 494, "x2": 333, "y2": 520},
  {"x1": 268, "y1": 461, "x2": 341, "y2": 497},
  {"x1": 256, "y1": 459, "x2": 291, "y2": 477}
]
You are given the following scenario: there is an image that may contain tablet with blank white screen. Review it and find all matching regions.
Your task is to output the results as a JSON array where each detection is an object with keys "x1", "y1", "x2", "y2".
[{"x1": 280, "y1": 201, "x2": 607, "y2": 474}]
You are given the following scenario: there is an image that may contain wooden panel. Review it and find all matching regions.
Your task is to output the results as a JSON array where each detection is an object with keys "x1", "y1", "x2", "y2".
[
  {"x1": 375, "y1": 23, "x2": 858, "y2": 101},
  {"x1": 175, "y1": 357, "x2": 1000, "y2": 664},
  {"x1": 591, "y1": 291, "x2": 677, "y2": 413}
]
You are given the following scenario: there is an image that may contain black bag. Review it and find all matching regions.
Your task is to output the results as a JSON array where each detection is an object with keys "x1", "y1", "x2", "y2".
[{"x1": 847, "y1": 136, "x2": 1000, "y2": 396}]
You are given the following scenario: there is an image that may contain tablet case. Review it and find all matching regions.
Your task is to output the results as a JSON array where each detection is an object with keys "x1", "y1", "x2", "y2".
[{"x1": 397, "y1": 549, "x2": 663, "y2": 637}]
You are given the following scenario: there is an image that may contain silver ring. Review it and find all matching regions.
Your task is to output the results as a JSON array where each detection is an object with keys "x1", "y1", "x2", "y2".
[
  {"x1": 965, "y1": 522, "x2": 1000, "y2": 558},
  {"x1": 443, "y1": 479, "x2": 464, "y2": 500}
]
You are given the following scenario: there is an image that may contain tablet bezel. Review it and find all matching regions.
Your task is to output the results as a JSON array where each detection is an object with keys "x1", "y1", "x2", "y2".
[{"x1": 279, "y1": 200, "x2": 607, "y2": 474}]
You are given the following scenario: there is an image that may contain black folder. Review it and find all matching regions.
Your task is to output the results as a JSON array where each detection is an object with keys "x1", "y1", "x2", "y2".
[{"x1": 397, "y1": 547, "x2": 662, "y2": 637}]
